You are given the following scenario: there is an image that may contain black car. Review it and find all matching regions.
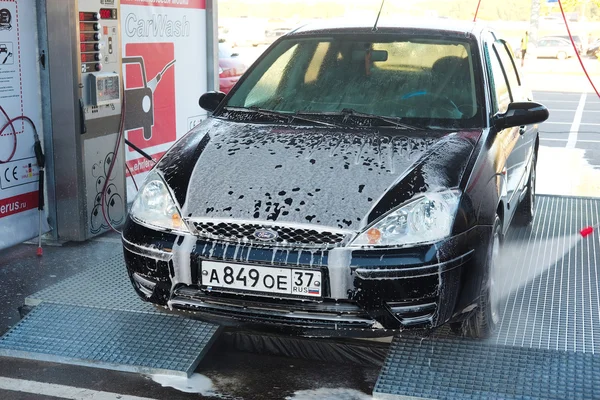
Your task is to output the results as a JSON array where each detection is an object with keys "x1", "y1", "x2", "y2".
[{"x1": 122, "y1": 20, "x2": 549, "y2": 338}]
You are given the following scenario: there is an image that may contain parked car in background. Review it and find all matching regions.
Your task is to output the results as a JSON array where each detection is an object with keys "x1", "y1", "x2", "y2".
[
  {"x1": 220, "y1": 19, "x2": 267, "y2": 47},
  {"x1": 515, "y1": 37, "x2": 576, "y2": 60},
  {"x1": 551, "y1": 35, "x2": 584, "y2": 54},
  {"x1": 264, "y1": 27, "x2": 292, "y2": 44},
  {"x1": 218, "y1": 42, "x2": 247, "y2": 94},
  {"x1": 123, "y1": 20, "x2": 549, "y2": 339}
]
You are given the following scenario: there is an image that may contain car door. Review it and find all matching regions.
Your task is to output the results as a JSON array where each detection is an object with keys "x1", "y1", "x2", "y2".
[
  {"x1": 547, "y1": 39, "x2": 561, "y2": 57},
  {"x1": 485, "y1": 39, "x2": 522, "y2": 224},
  {"x1": 495, "y1": 41, "x2": 536, "y2": 212}
]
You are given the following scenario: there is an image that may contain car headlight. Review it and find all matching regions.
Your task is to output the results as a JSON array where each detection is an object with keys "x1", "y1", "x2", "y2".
[
  {"x1": 351, "y1": 190, "x2": 461, "y2": 247},
  {"x1": 129, "y1": 171, "x2": 191, "y2": 234}
]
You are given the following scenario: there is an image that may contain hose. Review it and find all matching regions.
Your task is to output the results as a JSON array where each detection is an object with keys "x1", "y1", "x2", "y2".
[
  {"x1": 473, "y1": 0, "x2": 482, "y2": 22},
  {"x1": 557, "y1": 0, "x2": 600, "y2": 99},
  {"x1": 0, "y1": 105, "x2": 18, "y2": 164}
]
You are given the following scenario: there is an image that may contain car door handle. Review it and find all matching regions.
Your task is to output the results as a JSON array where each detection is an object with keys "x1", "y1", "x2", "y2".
[{"x1": 519, "y1": 125, "x2": 526, "y2": 135}]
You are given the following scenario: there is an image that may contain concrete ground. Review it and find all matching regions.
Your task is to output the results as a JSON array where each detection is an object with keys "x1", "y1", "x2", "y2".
[
  {"x1": 0, "y1": 65, "x2": 599, "y2": 399},
  {"x1": 0, "y1": 346, "x2": 380, "y2": 399}
]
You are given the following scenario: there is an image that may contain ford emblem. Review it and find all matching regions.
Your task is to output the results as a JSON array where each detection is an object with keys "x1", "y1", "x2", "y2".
[{"x1": 253, "y1": 228, "x2": 278, "y2": 241}]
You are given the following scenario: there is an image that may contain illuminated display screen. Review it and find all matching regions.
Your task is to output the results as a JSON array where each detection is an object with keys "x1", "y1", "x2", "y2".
[{"x1": 100, "y1": 9, "x2": 117, "y2": 20}]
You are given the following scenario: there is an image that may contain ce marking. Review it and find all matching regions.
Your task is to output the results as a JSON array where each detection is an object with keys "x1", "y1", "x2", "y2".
[{"x1": 4, "y1": 166, "x2": 18, "y2": 183}]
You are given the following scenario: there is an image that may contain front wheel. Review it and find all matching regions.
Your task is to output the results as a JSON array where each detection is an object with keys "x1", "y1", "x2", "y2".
[
  {"x1": 451, "y1": 215, "x2": 503, "y2": 338},
  {"x1": 557, "y1": 51, "x2": 567, "y2": 60}
]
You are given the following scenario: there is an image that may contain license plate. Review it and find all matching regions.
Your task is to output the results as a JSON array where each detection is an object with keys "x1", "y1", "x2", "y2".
[{"x1": 201, "y1": 261, "x2": 322, "y2": 298}]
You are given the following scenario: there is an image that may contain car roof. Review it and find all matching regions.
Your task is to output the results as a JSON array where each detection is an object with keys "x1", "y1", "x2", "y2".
[
  {"x1": 289, "y1": 18, "x2": 488, "y2": 38},
  {"x1": 538, "y1": 36, "x2": 571, "y2": 43},
  {"x1": 552, "y1": 35, "x2": 581, "y2": 40}
]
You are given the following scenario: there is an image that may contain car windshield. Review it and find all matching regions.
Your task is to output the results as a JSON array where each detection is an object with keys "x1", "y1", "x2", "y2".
[{"x1": 223, "y1": 34, "x2": 484, "y2": 129}]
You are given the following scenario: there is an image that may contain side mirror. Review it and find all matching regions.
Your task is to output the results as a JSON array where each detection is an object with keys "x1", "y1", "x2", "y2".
[
  {"x1": 199, "y1": 91, "x2": 226, "y2": 113},
  {"x1": 495, "y1": 101, "x2": 549, "y2": 131}
]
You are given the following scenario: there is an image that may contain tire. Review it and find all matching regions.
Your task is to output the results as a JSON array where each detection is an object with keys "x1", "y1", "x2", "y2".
[
  {"x1": 451, "y1": 214, "x2": 503, "y2": 338},
  {"x1": 557, "y1": 51, "x2": 567, "y2": 60},
  {"x1": 514, "y1": 152, "x2": 536, "y2": 226}
]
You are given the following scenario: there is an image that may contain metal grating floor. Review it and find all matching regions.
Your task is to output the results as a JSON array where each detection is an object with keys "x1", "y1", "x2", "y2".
[
  {"x1": 495, "y1": 195, "x2": 600, "y2": 353},
  {"x1": 374, "y1": 336, "x2": 600, "y2": 400},
  {"x1": 25, "y1": 253, "x2": 157, "y2": 313},
  {"x1": 375, "y1": 195, "x2": 600, "y2": 399},
  {"x1": 3, "y1": 253, "x2": 221, "y2": 377},
  {"x1": 0, "y1": 303, "x2": 220, "y2": 377}
]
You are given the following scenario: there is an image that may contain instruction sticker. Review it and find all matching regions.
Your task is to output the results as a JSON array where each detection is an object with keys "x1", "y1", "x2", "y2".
[
  {"x1": 0, "y1": 156, "x2": 39, "y2": 189},
  {"x1": 0, "y1": 2, "x2": 21, "y2": 116}
]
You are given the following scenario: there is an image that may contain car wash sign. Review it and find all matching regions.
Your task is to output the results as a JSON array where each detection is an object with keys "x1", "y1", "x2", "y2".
[{"x1": 121, "y1": 0, "x2": 207, "y2": 198}]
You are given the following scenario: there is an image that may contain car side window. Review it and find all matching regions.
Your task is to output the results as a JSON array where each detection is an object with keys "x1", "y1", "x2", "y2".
[
  {"x1": 494, "y1": 42, "x2": 521, "y2": 92},
  {"x1": 486, "y1": 45, "x2": 511, "y2": 114}
]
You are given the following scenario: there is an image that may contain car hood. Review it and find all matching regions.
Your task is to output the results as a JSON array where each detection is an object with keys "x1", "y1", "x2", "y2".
[{"x1": 159, "y1": 118, "x2": 481, "y2": 231}]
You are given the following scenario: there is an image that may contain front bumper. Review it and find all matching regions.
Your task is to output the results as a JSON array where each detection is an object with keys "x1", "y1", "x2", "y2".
[{"x1": 122, "y1": 218, "x2": 491, "y2": 337}]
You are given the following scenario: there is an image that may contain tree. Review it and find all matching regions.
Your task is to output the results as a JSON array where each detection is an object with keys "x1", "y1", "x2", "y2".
[{"x1": 560, "y1": 0, "x2": 600, "y2": 12}]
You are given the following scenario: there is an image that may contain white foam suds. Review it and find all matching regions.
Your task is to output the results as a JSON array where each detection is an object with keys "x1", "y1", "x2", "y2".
[
  {"x1": 286, "y1": 388, "x2": 372, "y2": 400},
  {"x1": 151, "y1": 373, "x2": 219, "y2": 395}
]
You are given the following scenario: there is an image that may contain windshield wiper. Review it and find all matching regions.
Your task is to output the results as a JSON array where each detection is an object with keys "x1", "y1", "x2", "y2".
[
  {"x1": 302, "y1": 108, "x2": 422, "y2": 130},
  {"x1": 337, "y1": 108, "x2": 423, "y2": 130},
  {"x1": 223, "y1": 106, "x2": 342, "y2": 128}
]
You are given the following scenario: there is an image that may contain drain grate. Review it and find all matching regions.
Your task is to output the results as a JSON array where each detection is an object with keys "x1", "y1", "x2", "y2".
[{"x1": 0, "y1": 303, "x2": 220, "y2": 377}]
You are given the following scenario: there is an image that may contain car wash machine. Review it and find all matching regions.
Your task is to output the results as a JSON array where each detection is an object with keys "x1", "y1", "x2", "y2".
[{"x1": 42, "y1": 0, "x2": 126, "y2": 242}]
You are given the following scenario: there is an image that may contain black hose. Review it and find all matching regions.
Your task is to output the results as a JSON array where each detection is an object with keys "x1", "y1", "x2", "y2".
[
  {"x1": 125, "y1": 138, "x2": 154, "y2": 161},
  {"x1": 38, "y1": 169, "x2": 44, "y2": 210}
]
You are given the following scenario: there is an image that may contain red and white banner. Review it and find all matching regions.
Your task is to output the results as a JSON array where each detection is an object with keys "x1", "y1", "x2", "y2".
[
  {"x1": 121, "y1": 0, "x2": 206, "y2": 8},
  {"x1": 0, "y1": 0, "x2": 47, "y2": 250},
  {"x1": 121, "y1": 0, "x2": 208, "y2": 199}
]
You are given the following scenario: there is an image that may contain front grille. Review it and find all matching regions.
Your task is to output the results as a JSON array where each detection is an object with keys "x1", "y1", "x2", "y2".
[{"x1": 189, "y1": 221, "x2": 347, "y2": 248}]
